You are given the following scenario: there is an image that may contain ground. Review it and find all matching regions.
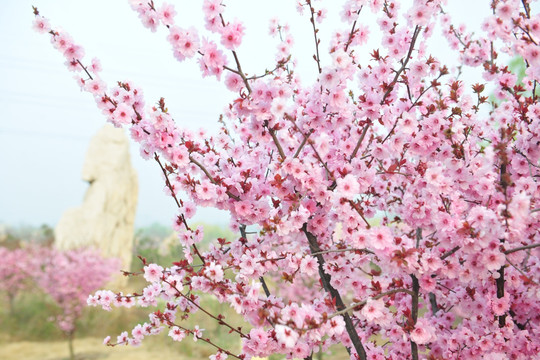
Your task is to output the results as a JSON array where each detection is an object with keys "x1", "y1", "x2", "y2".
[{"x1": 0, "y1": 337, "x2": 186, "y2": 360}]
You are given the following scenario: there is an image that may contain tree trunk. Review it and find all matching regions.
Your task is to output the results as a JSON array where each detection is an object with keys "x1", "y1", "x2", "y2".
[{"x1": 67, "y1": 331, "x2": 75, "y2": 360}]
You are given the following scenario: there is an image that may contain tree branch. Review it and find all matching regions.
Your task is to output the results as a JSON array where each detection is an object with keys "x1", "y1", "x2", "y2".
[
  {"x1": 349, "y1": 124, "x2": 370, "y2": 161},
  {"x1": 240, "y1": 225, "x2": 272, "y2": 298},
  {"x1": 189, "y1": 155, "x2": 240, "y2": 201},
  {"x1": 302, "y1": 224, "x2": 367, "y2": 360},
  {"x1": 344, "y1": 7, "x2": 363, "y2": 52},
  {"x1": 504, "y1": 243, "x2": 540, "y2": 254},
  {"x1": 219, "y1": 14, "x2": 252, "y2": 94},
  {"x1": 496, "y1": 266, "x2": 506, "y2": 327},
  {"x1": 155, "y1": 153, "x2": 206, "y2": 265},
  {"x1": 329, "y1": 288, "x2": 415, "y2": 318},
  {"x1": 306, "y1": 0, "x2": 322, "y2": 74},
  {"x1": 440, "y1": 246, "x2": 460, "y2": 260},
  {"x1": 410, "y1": 274, "x2": 420, "y2": 360},
  {"x1": 267, "y1": 126, "x2": 287, "y2": 160},
  {"x1": 294, "y1": 129, "x2": 314, "y2": 158}
]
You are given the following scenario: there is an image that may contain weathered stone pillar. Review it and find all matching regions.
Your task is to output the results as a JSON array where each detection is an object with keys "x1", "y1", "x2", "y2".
[{"x1": 55, "y1": 124, "x2": 138, "y2": 287}]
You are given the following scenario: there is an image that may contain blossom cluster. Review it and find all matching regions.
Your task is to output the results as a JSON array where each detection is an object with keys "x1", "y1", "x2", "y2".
[{"x1": 34, "y1": 0, "x2": 540, "y2": 359}]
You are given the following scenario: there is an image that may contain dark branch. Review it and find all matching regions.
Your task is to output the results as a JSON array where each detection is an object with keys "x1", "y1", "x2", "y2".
[{"x1": 302, "y1": 224, "x2": 367, "y2": 360}]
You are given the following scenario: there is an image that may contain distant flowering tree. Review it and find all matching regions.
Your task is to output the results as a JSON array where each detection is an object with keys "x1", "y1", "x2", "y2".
[
  {"x1": 36, "y1": 248, "x2": 119, "y2": 360},
  {"x1": 33, "y1": 0, "x2": 540, "y2": 359},
  {"x1": 0, "y1": 247, "x2": 37, "y2": 315}
]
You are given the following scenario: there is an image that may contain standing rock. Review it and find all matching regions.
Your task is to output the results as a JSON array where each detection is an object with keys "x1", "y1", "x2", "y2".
[{"x1": 55, "y1": 124, "x2": 138, "y2": 286}]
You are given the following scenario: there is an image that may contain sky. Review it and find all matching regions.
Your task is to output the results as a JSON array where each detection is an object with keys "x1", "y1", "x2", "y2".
[{"x1": 0, "y1": 0, "x2": 493, "y2": 228}]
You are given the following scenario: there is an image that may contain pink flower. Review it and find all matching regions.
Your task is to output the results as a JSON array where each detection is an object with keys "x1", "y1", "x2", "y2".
[
  {"x1": 163, "y1": 275, "x2": 183, "y2": 296},
  {"x1": 482, "y1": 251, "x2": 505, "y2": 271},
  {"x1": 200, "y1": 39, "x2": 227, "y2": 77},
  {"x1": 361, "y1": 299, "x2": 385, "y2": 322},
  {"x1": 63, "y1": 43, "x2": 84, "y2": 61},
  {"x1": 112, "y1": 103, "x2": 135, "y2": 124},
  {"x1": 202, "y1": 0, "x2": 224, "y2": 18},
  {"x1": 170, "y1": 146, "x2": 190, "y2": 168},
  {"x1": 196, "y1": 179, "x2": 216, "y2": 200},
  {"x1": 143, "y1": 263, "x2": 163, "y2": 283},
  {"x1": 132, "y1": 324, "x2": 145, "y2": 340},
  {"x1": 33, "y1": 16, "x2": 50, "y2": 34},
  {"x1": 204, "y1": 262, "x2": 224, "y2": 282},
  {"x1": 140, "y1": 10, "x2": 159, "y2": 32},
  {"x1": 85, "y1": 78, "x2": 106, "y2": 96},
  {"x1": 192, "y1": 325, "x2": 204, "y2": 341},
  {"x1": 496, "y1": 2, "x2": 515, "y2": 20},
  {"x1": 300, "y1": 256, "x2": 318, "y2": 276},
  {"x1": 209, "y1": 351, "x2": 228, "y2": 360},
  {"x1": 183, "y1": 201, "x2": 197, "y2": 219},
  {"x1": 224, "y1": 72, "x2": 244, "y2": 92},
  {"x1": 234, "y1": 200, "x2": 253, "y2": 217},
  {"x1": 410, "y1": 319, "x2": 436, "y2": 345},
  {"x1": 116, "y1": 331, "x2": 129, "y2": 344},
  {"x1": 221, "y1": 21, "x2": 244, "y2": 50},
  {"x1": 275, "y1": 325, "x2": 299, "y2": 348},
  {"x1": 90, "y1": 58, "x2": 102, "y2": 73},
  {"x1": 491, "y1": 296, "x2": 509, "y2": 316},
  {"x1": 369, "y1": 227, "x2": 393, "y2": 250},
  {"x1": 168, "y1": 27, "x2": 199, "y2": 60},
  {"x1": 158, "y1": 3, "x2": 176, "y2": 27},
  {"x1": 326, "y1": 316, "x2": 345, "y2": 337},
  {"x1": 336, "y1": 174, "x2": 360, "y2": 198},
  {"x1": 168, "y1": 326, "x2": 186, "y2": 342}
]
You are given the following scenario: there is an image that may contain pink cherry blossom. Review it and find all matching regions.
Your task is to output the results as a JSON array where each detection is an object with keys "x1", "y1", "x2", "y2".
[
  {"x1": 275, "y1": 325, "x2": 299, "y2": 348},
  {"x1": 32, "y1": 16, "x2": 50, "y2": 34},
  {"x1": 410, "y1": 319, "x2": 436, "y2": 345},
  {"x1": 158, "y1": 2, "x2": 176, "y2": 27},
  {"x1": 204, "y1": 262, "x2": 224, "y2": 282},
  {"x1": 221, "y1": 21, "x2": 244, "y2": 50},
  {"x1": 143, "y1": 263, "x2": 164, "y2": 283},
  {"x1": 168, "y1": 326, "x2": 186, "y2": 342}
]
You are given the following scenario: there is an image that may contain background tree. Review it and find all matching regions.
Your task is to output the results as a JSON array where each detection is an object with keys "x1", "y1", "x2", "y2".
[{"x1": 36, "y1": 248, "x2": 119, "y2": 360}]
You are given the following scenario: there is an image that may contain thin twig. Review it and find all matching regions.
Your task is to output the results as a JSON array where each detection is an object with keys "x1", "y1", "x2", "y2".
[
  {"x1": 441, "y1": 246, "x2": 460, "y2": 260},
  {"x1": 306, "y1": 0, "x2": 322, "y2": 74},
  {"x1": 349, "y1": 124, "x2": 370, "y2": 161},
  {"x1": 310, "y1": 248, "x2": 374, "y2": 256},
  {"x1": 219, "y1": 14, "x2": 252, "y2": 94},
  {"x1": 163, "y1": 279, "x2": 247, "y2": 338},
  {"x1": 504, "y1": 243, "x2": 540, "y2": 254},
  {"x1": 268, "y1": 126, "x2": 287, "y2": 160},
  {"x1": 505, "y1": 257, "x2": 538, "y2": 285},
  {"x1": 329, "y1": 288, "x2": 415, "y2": 318},
  {"x1": 189, "y1": 155, "x2": 240, "y2": 201},
  {"x1": 344, "y1": 7, "x2": 363, "y2": 52},
  {"x1": 240, "y1": 225, "x2": 272, "y2": 298},
  {"x1": 294, "y1": 129, "x2": 314, "y2": 158},
  {"x1": 168, "y1": 322, "x2": 241, "y2": 359}
]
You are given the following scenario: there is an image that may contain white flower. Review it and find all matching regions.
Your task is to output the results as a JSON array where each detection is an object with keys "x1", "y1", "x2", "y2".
[{"x1": 275, "y1": 324, "x2": 299, "y2": 348}]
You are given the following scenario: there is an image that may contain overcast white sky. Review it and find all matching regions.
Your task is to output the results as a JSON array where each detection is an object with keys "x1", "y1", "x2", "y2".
[{"x1": 0, "y1": 0, "x2": 493, "y2": 228}]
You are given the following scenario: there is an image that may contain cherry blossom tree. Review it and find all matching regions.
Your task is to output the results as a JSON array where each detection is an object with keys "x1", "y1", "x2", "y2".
[
  {"x1": 33, "y1": 0, "x2": 540, "y2": 359},
  {"x1": 0, "y1": 247, "x2": 37, "y2": 315},
  {"x1": 36, "y1": 248, "x2": 119, "y2": 360}
]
